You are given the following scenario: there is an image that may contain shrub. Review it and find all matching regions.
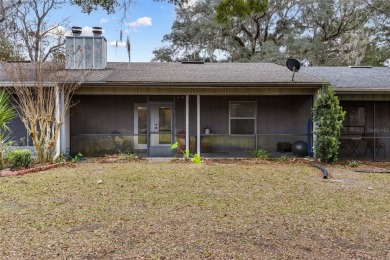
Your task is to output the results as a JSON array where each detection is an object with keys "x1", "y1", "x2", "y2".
[
  {"x1": 118, "y1": 151, "x2": 138, "y2": 160},
  {"x1": 0, "y1": 90, "x2": 15, "y2": 170},
  {"x1": 251, "y1": 149, "x2": 270, "y2": 160},
  {"x1": 349, "y1": 160, "x2": 360, "y2": 168},
  {"x1": 313, "y1": 84, "x2": 345, "y2": 163},
  {"x1": 278, "y1": 155, "x2": 288, "y2": 162},
  {"x1": 7, "y1": 149, "x2": 33, "y2": 169}
]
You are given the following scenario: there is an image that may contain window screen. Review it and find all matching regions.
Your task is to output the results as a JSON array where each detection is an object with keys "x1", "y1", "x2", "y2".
[{"x1": 230, "y1": 102, "x2": 256, "y2": 134}]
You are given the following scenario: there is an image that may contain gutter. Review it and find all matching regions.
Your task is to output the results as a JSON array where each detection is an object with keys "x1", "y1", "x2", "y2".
[
  {"x1": 335, "y1": 88, "x2": 390, "y2": 94},
  {"x1": 80, "y1": 81, "x2": 323, "y2": 88}
]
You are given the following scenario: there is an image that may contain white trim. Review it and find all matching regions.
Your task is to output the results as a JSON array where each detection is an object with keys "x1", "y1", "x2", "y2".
[
  {"x1": 185, "y1": 95, "x2": 189, "y2": 151},
  {"x1": 54, "y1": 86, "x2": 61, "y2": 160},
  {"x1": 229, "y1": 101, "x2": 257, "y2": 135},
  {"x1": 134, "y1": 103, "x2": 147, "y2": 149},
  {"x1": 197, "y1": 95, "x2": 200, "y2": 155}
]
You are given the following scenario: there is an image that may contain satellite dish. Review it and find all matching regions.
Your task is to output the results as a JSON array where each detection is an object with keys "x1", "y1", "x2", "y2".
[{"x1": 286, "y1": 59, "x2": 301, "y2": 81}]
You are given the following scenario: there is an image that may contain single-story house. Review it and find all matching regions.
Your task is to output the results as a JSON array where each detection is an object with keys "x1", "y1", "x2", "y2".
[{"x1": 2, "y1": 33, "x2": 390, "y2": 161}]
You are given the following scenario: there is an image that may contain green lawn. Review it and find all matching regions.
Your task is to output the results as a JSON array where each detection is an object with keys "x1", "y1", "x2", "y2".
[{"x1": 1, "y1": 161, "x2": 389, "y2": 259}]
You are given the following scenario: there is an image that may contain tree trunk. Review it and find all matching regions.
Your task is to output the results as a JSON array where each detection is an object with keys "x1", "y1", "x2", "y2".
[{"x1": 0, "y1": 150, "x2": 4, "y2": 170}]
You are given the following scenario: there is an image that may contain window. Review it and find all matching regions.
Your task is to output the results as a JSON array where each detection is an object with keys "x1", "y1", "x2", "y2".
[
  {"x1": 134, "y1": 103, "x2": 147, "y2": 149},
  {"x1": 229, "y1": 101, "x2": 256, "y2": 134}
]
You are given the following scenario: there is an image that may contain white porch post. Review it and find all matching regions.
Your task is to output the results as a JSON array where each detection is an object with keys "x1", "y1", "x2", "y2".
[
  {"x1": 61, "y1": 109, "x2": 70, "y2": 153},
  {"x1": 55, "y1": 86, "x2": 61, "y2": 158},
  {"x1": 185, "y1": 95, "x2": 189, "y2": 151},
  {"x1": 197, "y1": 95, "x2": 201, "y2": 155},
  {"x1": 57, "y1": 88, "x2": 70, "y2": 155}
]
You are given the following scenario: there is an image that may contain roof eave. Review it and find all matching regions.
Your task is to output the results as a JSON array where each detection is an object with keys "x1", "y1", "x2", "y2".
[
  {"x1": 335, "y1": 88, "x2": 390, "y2": 94},
  {"x1": 81, "y1": 81, "x2": 323, "y2": 88}
]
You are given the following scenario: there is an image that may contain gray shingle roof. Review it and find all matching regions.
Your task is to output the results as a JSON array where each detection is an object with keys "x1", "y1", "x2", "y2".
[
  {"x1": 301, "y1": 67, "x2": 390, "y2": 89},
  {"x1": 83, "y1": 62, "x2": 320, "y2": 84},
  {"x1": 2, "y1": 62, "x2": 389, "y2": 90}
]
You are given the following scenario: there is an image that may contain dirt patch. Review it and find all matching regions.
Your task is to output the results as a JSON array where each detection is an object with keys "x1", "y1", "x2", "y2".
[{"x1": 354, "y1": 165, "x2": 390, "y2": 173}]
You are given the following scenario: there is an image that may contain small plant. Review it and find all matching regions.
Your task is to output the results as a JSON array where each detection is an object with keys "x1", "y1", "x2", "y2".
[
  {"x1": 7, "y1": 149, "x2": 33, "y2": 169},
  {"x1": 251, "y1": 149, "x2": 270, "y2": 160},
  {"x1": 278, "y1": 155, "x2": 288, "y2": 162},
  {"x1": 349, "y1": 160, "x2": 360, "y2": 168},
  {"x1": 171, "y1": 142, "x2": 202, "y2": 164},
  {"x1": 71, "y1": 152, "x2": 84, "y2": 163},
  {"x1": 55, "y1": 153, "x2": 68, "y2": 163},
  {"x1": 118, "y1": 151, "x2": 138, "y2": 160},
  {"x1": 64, "y1": 148, "x2": 84, "y2": 163},
  {"x1": 0, "y1": 90, "x2": 16, "y2": 170}
]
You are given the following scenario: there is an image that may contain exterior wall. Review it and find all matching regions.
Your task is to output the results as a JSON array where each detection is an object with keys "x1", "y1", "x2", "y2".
[
  {"x1": 8, "y1": 116, "x2": 31, "y2": 146},
  {"x1": 71, "y1": 95, "x2": 146, "y2": 135},
  {"x1": 7, "y1": 99, "x2": 32, "y2": 146},
  {"x1": 70, "y1": 94, "x2": 313, "y2": 156}
]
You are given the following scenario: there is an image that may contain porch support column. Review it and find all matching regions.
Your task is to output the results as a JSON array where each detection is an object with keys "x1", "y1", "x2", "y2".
[
  {"x1": 185, "y1": 95, "x2": 189, "y2": 151},
  {"x1": 197, "y1": 95, "x2": 201, "y2": 155},
  {"x1": 61, "y1": 108, "x2": 70, "y2": 153},
  {"x1": 312, "y1": 90, "x2": 319, "y2": 158},
  {"x1": 55, "y1": 86, "x2": 61, "y2": 158}
]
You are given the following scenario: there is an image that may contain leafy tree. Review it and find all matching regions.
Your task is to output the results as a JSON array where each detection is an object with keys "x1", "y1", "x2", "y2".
[
  {"x1": 157, "y1": 0, "x2": 224, "y2": 62},
  {"x1": 312, "y1": 84, "x2": 345, "y2": 163},
  {"x1": 0, "y1": 90, "x2": 15, "y2": 170},
  {"x1": 155, "y1": 0, "x2": 389, "y2": 65},
  {"x1": 215, "y1": 0, "x2": 268, "y2": 23},
  {"x1": 0, "y1": 39, "x2": 14, "y2": 61},
  {"x1": 215, "y1": 0, "x2": 269, "y2": 60},
  {"x1": 292, "y1": 0, "x2": 370, "y2": 66},
  {"x1": 151, "y1": 46, "x2": 178, "y2": 62},
  {"x1": 72, "y1": 0, "x2": 189, "y2": 19}
]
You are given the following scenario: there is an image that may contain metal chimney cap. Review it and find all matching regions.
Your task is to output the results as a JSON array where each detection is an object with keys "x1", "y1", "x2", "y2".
[
  {"x1": 71, "y1": 26, "x2": 82, "y2": 36},
  {"x1": 92, "y1": 27, "x2": 103, "y2": 36}
]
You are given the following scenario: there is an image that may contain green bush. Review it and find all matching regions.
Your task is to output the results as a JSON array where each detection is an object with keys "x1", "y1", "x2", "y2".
[
  {"x1": 251, "y1": 149, "x2": 270, "y2": 160},
  {"x1": 7, "y1": 149, "x2": 33, "y2": 169},
  {"x1": 313, "y1": 84, "x2": 345, "y2": 163},
  {"x1": 278, "y1": 155, "x2": 288, "y2": 162},
  {"x1": 349, "y1": 160, "x2": 360, "y2": 168}
]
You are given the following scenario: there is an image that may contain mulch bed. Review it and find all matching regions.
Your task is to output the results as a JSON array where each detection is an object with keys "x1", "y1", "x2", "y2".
[{"x1": 0, "y1": 163, "x2": 59, "y2": 177}]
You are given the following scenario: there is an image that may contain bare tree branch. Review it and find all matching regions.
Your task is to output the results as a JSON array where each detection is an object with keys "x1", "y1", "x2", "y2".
[{"x1": 1, "y1": 60, "x2": 84, "y2": 163}]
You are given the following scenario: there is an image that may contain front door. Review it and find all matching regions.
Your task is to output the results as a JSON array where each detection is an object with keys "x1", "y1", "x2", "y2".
[{"x1": 149, "y1": 103, "x2": 173, "y2": 157}]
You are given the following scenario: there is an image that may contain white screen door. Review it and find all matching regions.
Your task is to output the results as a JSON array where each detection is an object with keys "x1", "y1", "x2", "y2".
[{"x1": 150, "y1": 104, "x2": 173, "y2": 147}]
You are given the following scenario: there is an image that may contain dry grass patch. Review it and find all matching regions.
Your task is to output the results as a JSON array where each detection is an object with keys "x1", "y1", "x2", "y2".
[{"x1": 0, "y1": 162, "x2": 389, "y2": 259}]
